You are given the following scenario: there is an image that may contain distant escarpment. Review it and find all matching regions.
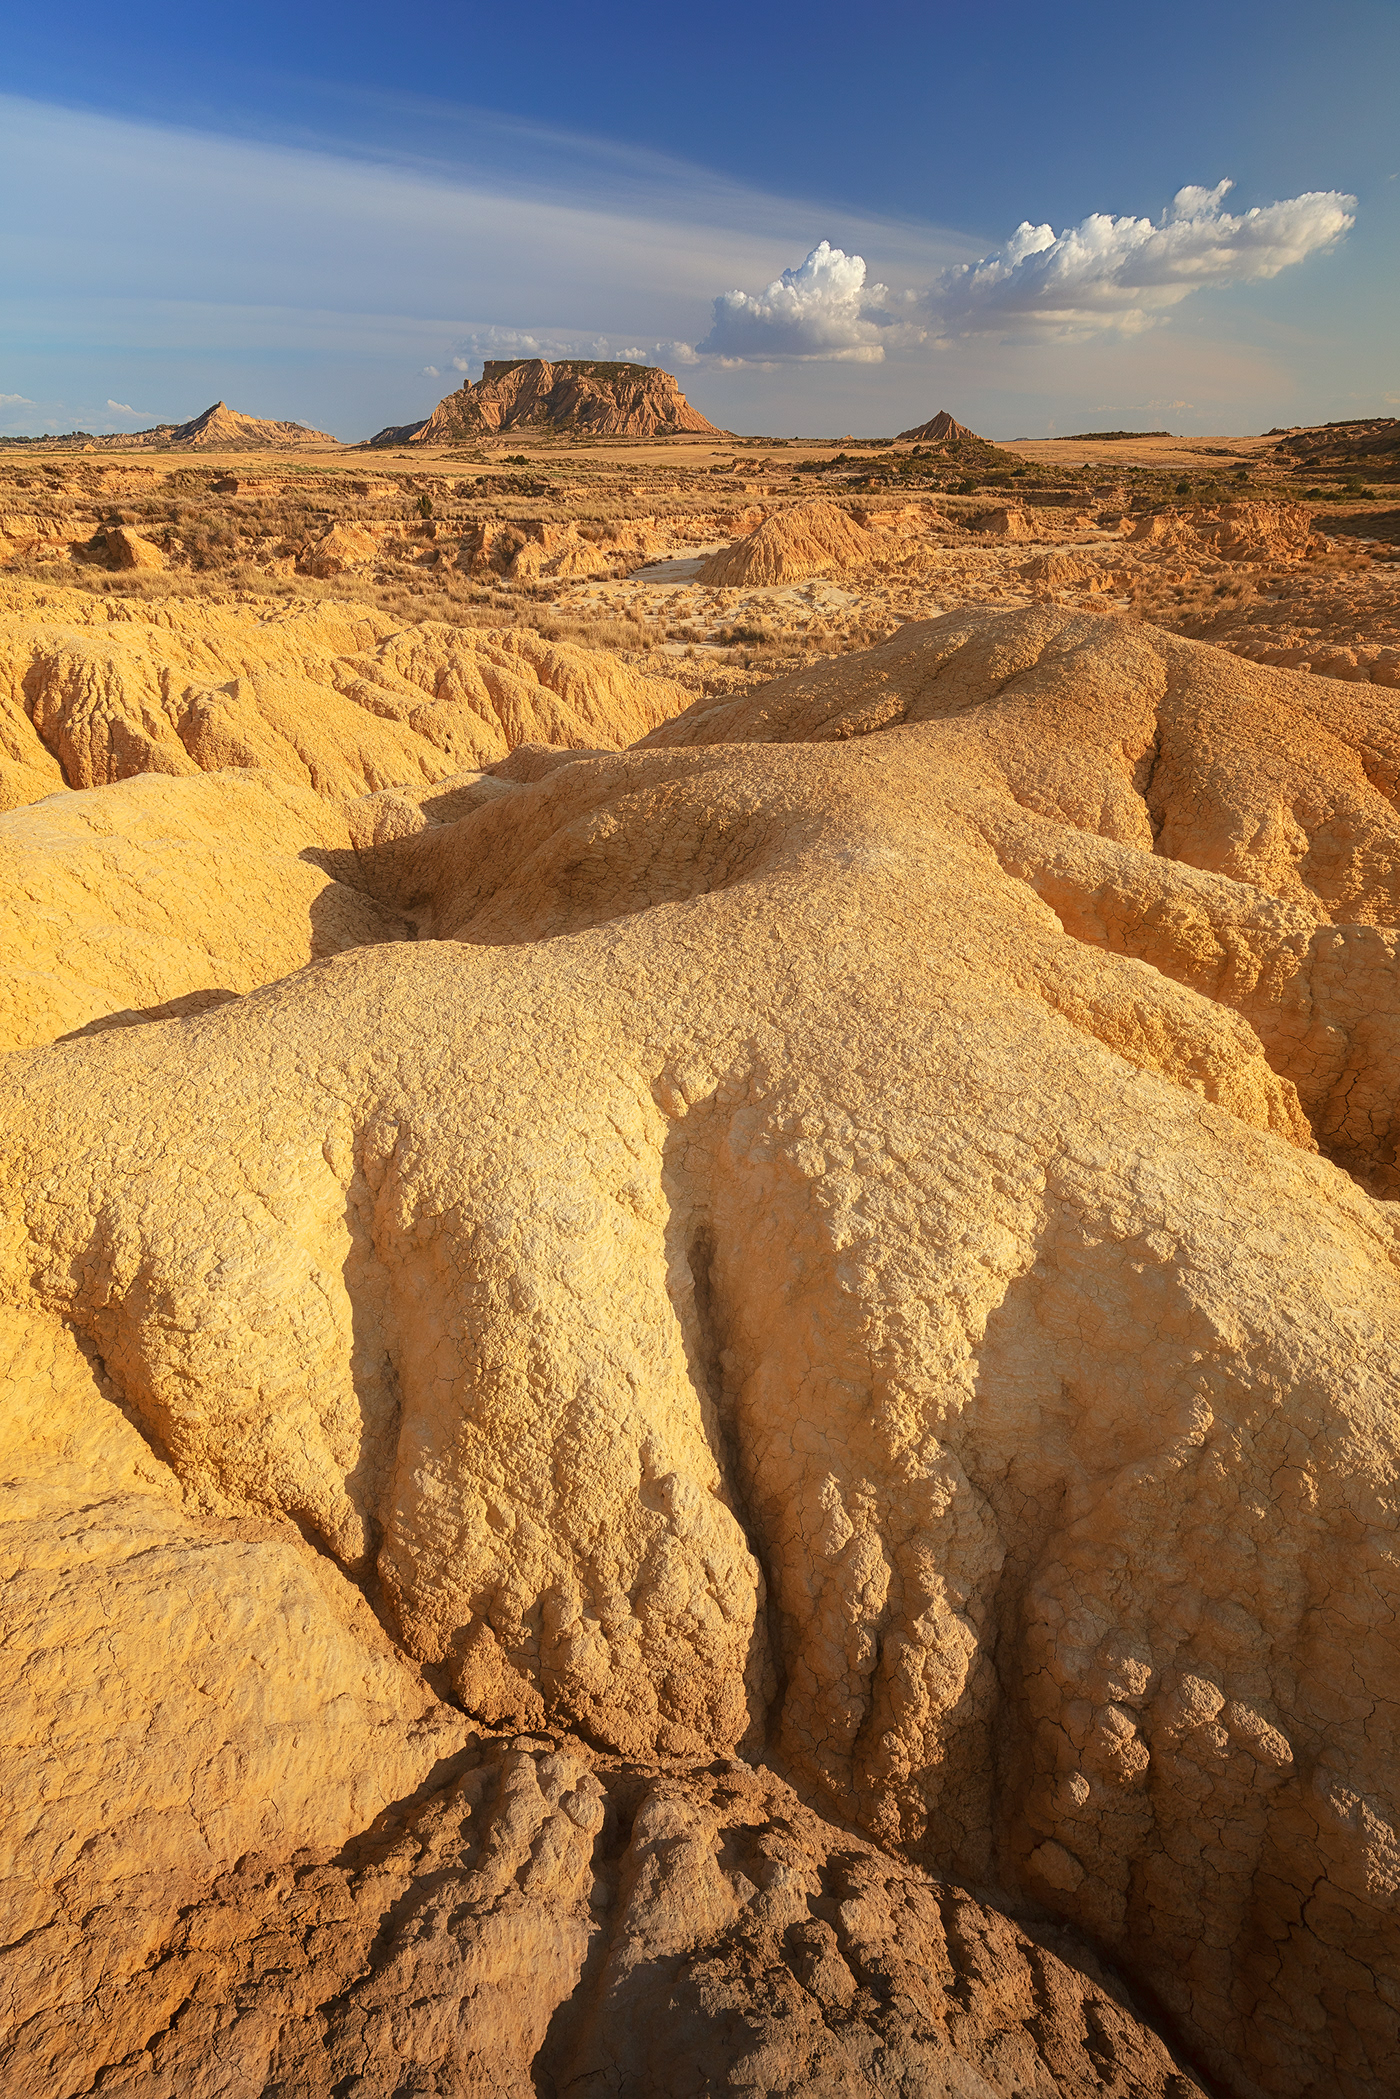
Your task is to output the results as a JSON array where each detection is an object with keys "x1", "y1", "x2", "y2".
[
  {"x1": 372, "y1": 359, "x2": 724, "y2": 445},
  {"x1": 1273, "y1": 415, "x2": 1400, "y2": 482}
]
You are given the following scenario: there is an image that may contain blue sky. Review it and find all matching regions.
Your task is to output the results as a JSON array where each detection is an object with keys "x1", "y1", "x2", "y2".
[{"x1": 3, "y1": 0, "x2": 1397, "y2": 440}]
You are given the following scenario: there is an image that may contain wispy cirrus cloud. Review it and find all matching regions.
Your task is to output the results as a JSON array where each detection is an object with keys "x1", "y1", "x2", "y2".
[
  {"x1": 0, "y1": 91, "x2": 966, "y2": 433},
  {"x1": 0, "y1": 90, "x2": 1372, "y2": 437}
]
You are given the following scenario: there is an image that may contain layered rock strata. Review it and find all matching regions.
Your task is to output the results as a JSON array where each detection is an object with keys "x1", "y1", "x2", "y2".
[
  {"x1": 0, "y1": 583, "x2": 688, "y2": 812},
  {"x1": 382, "y1": 358, "x2": 723, "y2": 444}
]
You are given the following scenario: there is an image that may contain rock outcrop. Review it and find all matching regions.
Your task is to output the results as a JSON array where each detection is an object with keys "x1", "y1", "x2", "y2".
[
  {"x1": 102, "y1": 524, "x2": 165, "y2": 570},
  {"x1": 699, "y1": 499, "x2": 871, "y2": 584},
  {"x1": 1273, "y1": 415, "x2": 1400, "y2": 479},
  {"x1": 1, "y1": 1299, "x2": 469, "y2": 2093},
  {"x1": 0, "y1": 581, "x2": 690, "y2": 813},
  {"x1": 0, "y1": 768, "x2": 414, "y2": 1051},
  {"x1": 3, "y1": 599, "x2": 1399, "y2": 2096},
  {"x1": 4, "y1": 1734, "x2": 1209, "y2": 2098},
  {"x1": 1125, "y1": 499, "x2": 1326, "y2": 563},
  {"x1": 386, "y1": 359, "x2": 724, "y2": 444}
]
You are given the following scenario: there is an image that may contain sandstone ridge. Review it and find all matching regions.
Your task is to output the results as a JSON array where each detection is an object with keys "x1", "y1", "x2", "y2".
[{"x1": 2, "y1": 598, "x2": 1398, "y2": 2097}]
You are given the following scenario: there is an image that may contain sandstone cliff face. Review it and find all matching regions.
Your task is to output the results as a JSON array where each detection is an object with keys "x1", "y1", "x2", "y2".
[
  {"x1": 2, "y1": 600, "x2": 1398, "y2": 2096},
  {"x1": 402, "y1": 358, "x2": 723, "y2": 442}
]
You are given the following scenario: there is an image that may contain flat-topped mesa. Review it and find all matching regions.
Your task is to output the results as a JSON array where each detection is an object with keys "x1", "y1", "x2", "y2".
[
  {"x1": 895, "y1": 407, "x2": 1005, "y2": 463},
  {"x1": 378, "y1": 359, "x2": 725, "y2": 444}
]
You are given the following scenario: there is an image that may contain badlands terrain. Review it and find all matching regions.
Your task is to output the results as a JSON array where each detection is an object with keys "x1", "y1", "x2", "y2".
[{"x1": 2, "y1": 385, "x2": 1400, "y2": 2098}]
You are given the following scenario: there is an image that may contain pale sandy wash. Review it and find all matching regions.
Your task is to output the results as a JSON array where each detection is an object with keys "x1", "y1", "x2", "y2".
[{"x1": 2, "y1": 599, "x2": 1399, "y2": 2095}]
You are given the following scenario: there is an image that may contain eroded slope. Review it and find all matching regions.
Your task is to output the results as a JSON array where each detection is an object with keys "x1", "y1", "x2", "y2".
[
  {"x1": 0, "y1": 580, "x2": 690, "y2": 811},
  {"x1": 2, "y1": 608, "x2": 1398, "y2": 2098}
]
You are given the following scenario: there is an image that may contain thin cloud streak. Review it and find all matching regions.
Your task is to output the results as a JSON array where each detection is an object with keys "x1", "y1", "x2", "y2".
[
  {"x1": 0, "y1": 92, "x2": 971, "y2": 431},
  {"x1": 0, "y1": 93, "x2": 1374, "y2": 440}
]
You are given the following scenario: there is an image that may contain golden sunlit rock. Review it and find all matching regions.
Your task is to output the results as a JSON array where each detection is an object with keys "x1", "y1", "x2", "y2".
[{"x1": 2, "y1": 423, "x2": 1398, "y2": 2096}]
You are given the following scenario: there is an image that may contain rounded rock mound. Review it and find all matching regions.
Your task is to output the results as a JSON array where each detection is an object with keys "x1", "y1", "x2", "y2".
[{"x1": 3, "y1": 599, "x2": 1399, "y2": 2099}]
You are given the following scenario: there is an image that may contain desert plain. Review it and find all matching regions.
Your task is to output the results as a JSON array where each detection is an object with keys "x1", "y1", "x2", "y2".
[{"x1": 3, "y1": 366, "x2": 1400, "y2": 2098}]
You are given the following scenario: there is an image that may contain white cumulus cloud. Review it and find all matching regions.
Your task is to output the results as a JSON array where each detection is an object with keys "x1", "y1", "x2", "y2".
[
  {"x1": 697, "y1": 241, "x2": 900, "y2": 362},
  {"x1": 932, "y1": 181, "x2": 1355, "y2": 336},
  {"x1": 0, "y1": 391, "x2": 34, "y2": 406},
  {"x1": 696, "y1": 185, "x2": 1355, "y2": 364}
]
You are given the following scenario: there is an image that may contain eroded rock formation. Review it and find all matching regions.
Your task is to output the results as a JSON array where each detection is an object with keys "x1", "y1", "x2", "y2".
[
  {"x1": 6, "y1": 1737, "x2": 1210, "y2": 2098},
  {"x1": 383, "y1": 358, "x2": 724, "y2": 444},
  {"x1": 112, "y1": 402, "x2": 340, "y2": 450},
  {"x1": 699, "y1": 499, "x2": 873, "y2": 585},
  {"x1": 0, "y1": 582, "x2": 689, "y2": 812},
  {"x1": 893, "y1": 407, "x2": 1007, "y2": 464},
  {"x1": 2, "y1": 599, "x2": 1397, "y2": 2096}
]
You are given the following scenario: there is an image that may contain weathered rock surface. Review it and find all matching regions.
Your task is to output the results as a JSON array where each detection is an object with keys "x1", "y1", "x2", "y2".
[
  {"x1": 299, "y1": 520, "x2": 381, "y2": 576},
  {"x1": 967, "y1": 502, "x2": 1042, "y2": 540},
  {"x1": 1124, "y1": 500, "x2": 1325, "y2": 564},
  {"x1": 390, "y1": 358, "x2": 723, "y2": 444},
  {"x1": 102, "y1": 524, "x2": 166, "y2": 570},
  {"x1": 2, "y1": 602, "x2": 1398, "y2": 2096},
  {"x1": 0, "y1": 768, "x2": 413, "y2": 1049},
  {"x1": 0, "y1": 1303, "x2": 469, "y2": 2093},
  {"x1": 3, "y1": 1737, "x2": 1209, "y2": 2099},
  {"x1": 700, "y1": 499, "x2": 873, "y2": 584},
  {"x1": 1273, "y1": 415, "x2": 1400, "y2": 479},
  {"x1": 0, "y1": 581, "x2": 689, "y2": 811}
]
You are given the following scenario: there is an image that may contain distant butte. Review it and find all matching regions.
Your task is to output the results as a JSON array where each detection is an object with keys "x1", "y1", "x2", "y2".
[
  {"x1": 371, "y1": 358, "x2": 725, "y2": 445},
  {"x1": 894, "y1": 407, "x2": 1005, "y2": 463}
]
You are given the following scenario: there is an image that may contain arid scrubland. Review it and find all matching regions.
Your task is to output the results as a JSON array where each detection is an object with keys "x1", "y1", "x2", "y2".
[
  {"x1": 1, "y1": 413, "x2": 1395, "y2": 698},
  {"x1": 3, "y1": 403, "x2": 1400, "y2": 2099}
]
